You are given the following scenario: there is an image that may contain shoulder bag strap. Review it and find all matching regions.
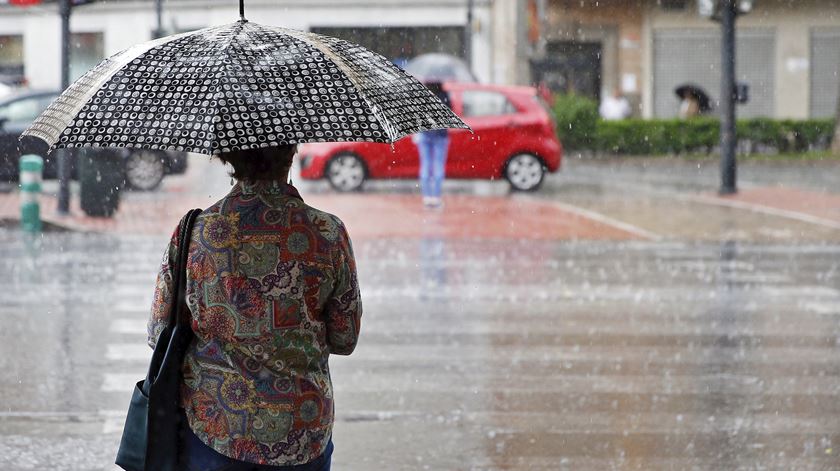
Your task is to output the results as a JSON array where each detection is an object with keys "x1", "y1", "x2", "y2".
[{"x1": 170, "y1": 208, "x2": 203, "y2": 329}]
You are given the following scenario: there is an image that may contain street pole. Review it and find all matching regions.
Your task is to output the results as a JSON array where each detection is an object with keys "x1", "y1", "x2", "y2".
[
  {"x1": 719, "y1": 0, "x2": 737, "y2": 195},
  {"x1": 154, "y1": 0, "x2": 163, "y2": 38},
  {"x1": 465, "y1": 0, "x2": 474, "y2": 68},
  {"x1": 57, "y1": 0, "x2": 72, "y2": 215}
]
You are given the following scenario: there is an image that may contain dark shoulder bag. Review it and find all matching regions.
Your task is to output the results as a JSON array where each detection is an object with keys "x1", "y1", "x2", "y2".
[{"x1": 116, "y1": 208, "x2": 203, "y2": 471}]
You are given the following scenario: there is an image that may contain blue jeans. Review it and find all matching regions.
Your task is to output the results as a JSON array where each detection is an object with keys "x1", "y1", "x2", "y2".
[
  {"x1": 416, "y1": 131, "x2": 449, "y2": 199},
  {"x1": 179, "y1": 416, "x2": 332, "y2": 471}
]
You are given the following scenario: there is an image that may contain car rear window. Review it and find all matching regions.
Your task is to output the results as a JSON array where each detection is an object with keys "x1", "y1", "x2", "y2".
[
  {"x1": 461, "y1": 90, "x2": 517, "y2": 117},
  {"x1": 0, "y1": 94, "x2": 57, "y2": 124},
  {"x1": 0, "y1": 97, "x2": 41, "y2": 123}
]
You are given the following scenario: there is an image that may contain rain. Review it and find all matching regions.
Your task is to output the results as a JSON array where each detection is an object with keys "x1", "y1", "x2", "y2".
[{"x1": 1, "y1": 1, "x2": 840, "y2": 470}]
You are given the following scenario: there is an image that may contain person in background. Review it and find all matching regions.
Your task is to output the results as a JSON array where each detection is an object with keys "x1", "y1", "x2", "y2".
[
  {"x1": 599, "y1": 87, "x2": 632, "y2": 121},
  {"x1": 413, "y1": 82, "x2": 451, "y2": 209},
  {"x1": 392, "y1": 41, "x2": 414, "y2": 70},
  {"x1": 678, "y1": 92, "x2": 701, "y2": 119}
]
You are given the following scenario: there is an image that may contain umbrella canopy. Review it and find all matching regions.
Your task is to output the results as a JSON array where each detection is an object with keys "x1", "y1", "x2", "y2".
[
  {"x1": 23, "y1": 21, "x2": 469, "y2": 155},
  {"x1": 403, "y1": 53, "x2": 477, "y2": 83},
  {"x1": 674, "y1": 84, "x2": 712, "y2": 113}
]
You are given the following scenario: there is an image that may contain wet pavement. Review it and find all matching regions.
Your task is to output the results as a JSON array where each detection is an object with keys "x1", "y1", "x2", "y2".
[
  {"x1": 1, "y1": 156, "x2": 839, "y2": 470},
  {"x1": 2, "y1": 155, "x2": 839, "y2": 242}
]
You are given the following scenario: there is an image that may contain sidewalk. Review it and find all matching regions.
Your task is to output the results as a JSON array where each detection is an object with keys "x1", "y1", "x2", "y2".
[
  {"x1": 710, "y1": 187, "x2": 840, "y2": 228},
  {"x1": 0, "y1": 186, "x2": 647, "y2": 240},
  {"x1": 0, "y1": 155, "x2": 648, "y2": 240},
  {"x1": 0, "y1": 156, "x2": 838, "y2": 241},
  {"x1": 0, "y1": 189, "x2": 214, "y2": 235}
]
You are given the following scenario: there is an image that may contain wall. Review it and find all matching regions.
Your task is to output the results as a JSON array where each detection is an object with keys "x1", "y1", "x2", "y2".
[
  {"x1": 0, "y1": 0, "x2": 493, "y2": 90},
  {"x1": 542, "y1": 0, "x2": 645, "y2": 112}
]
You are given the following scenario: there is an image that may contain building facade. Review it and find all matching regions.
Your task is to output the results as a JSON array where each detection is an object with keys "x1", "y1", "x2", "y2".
[
  {"x1": 0, "y1": 0, "x2": 517, "y2": 91},
  {"x1": 530, "y1": 0, "x2": 840, "y2": 119},
  {"x1": 3, "y1": 0, "x2": 838, "y2": 120}
]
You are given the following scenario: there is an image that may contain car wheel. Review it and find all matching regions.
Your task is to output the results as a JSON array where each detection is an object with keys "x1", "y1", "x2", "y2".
[
  {"x1": 505, "y1": 153, "x2": 546, "y2": 192},
  {"x1": 326, "y1": 153, "x2": 366, "y2": 192},
  {"x1": 125, "y1": 150, "x2": 165, "y2": 191}
]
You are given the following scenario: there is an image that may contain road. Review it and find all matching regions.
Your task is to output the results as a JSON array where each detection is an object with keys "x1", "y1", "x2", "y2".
[{"x1": 0, "y1": 156, "x2": 839, "y2": 470}]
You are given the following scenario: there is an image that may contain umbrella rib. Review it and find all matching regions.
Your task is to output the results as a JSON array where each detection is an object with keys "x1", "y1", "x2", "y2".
[
  {"x1": 280, "y1": 29, "x2": 399, "y2": 143},
  {"x1": 204, "y1": 21, "x2": 251, "y2": 155}
]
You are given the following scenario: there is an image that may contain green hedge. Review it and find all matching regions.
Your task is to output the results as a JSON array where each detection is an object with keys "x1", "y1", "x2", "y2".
[
  {"x1": 595, "y1": 118, "x2": 721, "y2": 155},
  {"x1": 594, "y1": 118, "x2": 834, "y2": 155},
  {"x1": 551, "y1": 94, "x2": 835, "y2": 154},
  {"x1": 551, "y1": 93, "x2": 599, "y2": 150}
]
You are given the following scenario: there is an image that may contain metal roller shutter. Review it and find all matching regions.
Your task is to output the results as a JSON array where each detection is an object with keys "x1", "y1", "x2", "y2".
[
  {"x1": 653, "y1": 28, "x2": 775, "y2": 118},
  {"x1": 810, "y1": 29, "x2": 840, "y2": 118}
]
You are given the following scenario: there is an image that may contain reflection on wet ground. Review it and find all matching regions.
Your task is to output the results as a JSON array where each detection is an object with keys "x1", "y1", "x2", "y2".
[{"x1": 1, "y1": 232, "x2": 839, "y2": 470}]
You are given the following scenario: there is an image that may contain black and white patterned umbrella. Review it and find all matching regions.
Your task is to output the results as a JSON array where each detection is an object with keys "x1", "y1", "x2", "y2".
[{"x1": 23, "y1": 20, "x2": 469, "y2": 155}]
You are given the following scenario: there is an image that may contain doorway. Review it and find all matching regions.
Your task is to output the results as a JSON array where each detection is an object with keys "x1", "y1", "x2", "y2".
[{"x1": 531, "y1": 40, "x2": 603, "y2": 100}]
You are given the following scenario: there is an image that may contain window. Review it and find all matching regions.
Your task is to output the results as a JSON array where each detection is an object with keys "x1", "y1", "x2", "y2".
[
  {"x1": 70, "y1": 32, "x2": 105, "y2": 82},
  {"x1": 0, "y1": 35, "x2": 24, "y2": 84},
  {"x1": 0, "y1": 94, "x2": 56, "y2": 125},
  {"x1": 461, "y1": 90, "x2": 516, "y2": 117},
  {"x1": 659, "y1": 0, "x2": 687, "y2": 10},
  {"x1": 310, "y1": 26, "x2": 466, "y2": 66}
]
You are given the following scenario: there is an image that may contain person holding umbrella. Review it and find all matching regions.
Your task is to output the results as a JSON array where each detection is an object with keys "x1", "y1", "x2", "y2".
[
  {"x1": 159, "y1": 144, "x2": 358, "y2": 470},
  {"x1": 24, "y1": 8, "x2": 468, "y2": 471},
  {"x1": 675, "y1": 83, "x2": 712, "y2": 119}
]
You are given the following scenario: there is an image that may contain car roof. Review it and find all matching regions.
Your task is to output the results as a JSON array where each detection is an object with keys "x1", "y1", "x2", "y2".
[{"x1": 0, "y1": 89, "x2": 59, "y2": 106}]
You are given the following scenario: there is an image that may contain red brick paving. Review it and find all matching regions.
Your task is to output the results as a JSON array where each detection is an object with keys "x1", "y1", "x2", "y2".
[
  {"x1": 3, "y1": 179, "x2": 837, "y2": 240},
  {"x1": 0, "y1": 189, "x2": 644, "y2": 240},
  {"x1": 306, "y1": 194, "x2": 642, "y2": 241}
]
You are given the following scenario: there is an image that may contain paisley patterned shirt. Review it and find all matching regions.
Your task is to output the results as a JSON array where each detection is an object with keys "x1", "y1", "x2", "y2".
[{"x1": 148, "y1": 180, "x2": 362, "y2": 466}]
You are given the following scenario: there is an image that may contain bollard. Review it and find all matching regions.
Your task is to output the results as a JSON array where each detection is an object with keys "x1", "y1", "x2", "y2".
[{"x1": 19, "y1": 154, "x2": 44, "y2": 233}]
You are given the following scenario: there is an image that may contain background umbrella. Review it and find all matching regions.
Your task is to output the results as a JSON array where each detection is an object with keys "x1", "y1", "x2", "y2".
[
  {"x1": 23, "y1": 21, "x2": 469, "y2": 155},
  {"x1": 675, "y1": 84, "x2": 712, "y2": 113},
  {"x1": 403, "y1": 53, "x2": 477, "y2": 83}
]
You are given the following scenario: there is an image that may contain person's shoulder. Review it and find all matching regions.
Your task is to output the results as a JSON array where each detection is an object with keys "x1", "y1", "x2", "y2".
[
  {"x1": 197, "y1": 190, "x2": 235, "y2": 217},
  {"x1": 300, "y1": 203, "x2": 349, "y2": 239},
  {"x1": 306, "y1": 205, "x2": 344, "y2": 225}
]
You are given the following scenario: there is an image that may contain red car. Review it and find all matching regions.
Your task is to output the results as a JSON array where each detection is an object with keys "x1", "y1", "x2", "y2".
[{"x1": 298, "y1": 82, "x2": 562, "y2": 192}]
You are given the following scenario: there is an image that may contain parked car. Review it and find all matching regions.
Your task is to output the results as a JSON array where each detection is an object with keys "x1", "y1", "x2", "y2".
[
  {"x1": 0, "y1": 90, "x2": 188, "y2": 190},
  {"x1": 298, "y1": 82, "x2": 562, "y2": 192},
  {"x1": 0, "y1": 73, "x2": 25, "y2": 100}
]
